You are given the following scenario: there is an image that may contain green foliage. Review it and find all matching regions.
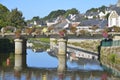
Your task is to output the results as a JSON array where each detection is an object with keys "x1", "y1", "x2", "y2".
[
  {"x1": 0, "y1": 4, "x2": 26, "y2": 28},
  {"x1": 98, "y1": 5, "x2": 107, "y2": 13},
  {"x1": 43, "y1": 8, "x2": 79, "y2": 20},
  {"x1": 39, "y1": 38, "x2": 50, "y2": 43},
  {"x1": 7, "y1": 8, "x2": 26, "y2": 28},
  {"x1": 0, "y1": 38, "x2": 14, "y2": 53},
  {"x1": 32, "y1": 16, "x2": 40, "y2": 21},
  {"x1": 105, "y1": 13, "x2": 110, "y2": 20},
  {"x1": 1, "y1": 53, "x2": 14, "y2": 67},
  {"x1": 0, "y1": 4, "x2": 9, "y2": 12},
  {"x1": 86, "y1": 5, "x2": 107, "y2": 13},
  {"x1": 31, "y1": 38, "x2": 50, "y2": 50},
  {"x1": 108, "y1": 54, "x2": 116, "y2": 64},
  {"x1": 43, "y1": 9, "x2": 66, "y2": 20},
  {"x1": 0, "y1": 4, "x2": 10, "y2": 28},
  {"x1": 30, "y1": 38, "x2": 50, "y2": 43},
  {"x1": 86, "y1": 8, "x2": 98, "y2": 13},
  {"x1": 64, "y1": 8, "x2": 79, "y2": 17}
]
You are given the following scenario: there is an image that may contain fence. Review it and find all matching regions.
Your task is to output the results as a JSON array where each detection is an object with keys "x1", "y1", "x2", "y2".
[{"x1": 101, "y1": 40, "x2": 120, "y2": 47}]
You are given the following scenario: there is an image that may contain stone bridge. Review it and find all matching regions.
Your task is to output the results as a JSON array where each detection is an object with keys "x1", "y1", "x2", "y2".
[{"x1": 1, "y1": 32, "x2": 120, "y2": 77}]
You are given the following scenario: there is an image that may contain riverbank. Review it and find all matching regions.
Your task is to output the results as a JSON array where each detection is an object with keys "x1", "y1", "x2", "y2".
[{"x1": 100, "y1": 46, "x2": 120, "y2": 77}]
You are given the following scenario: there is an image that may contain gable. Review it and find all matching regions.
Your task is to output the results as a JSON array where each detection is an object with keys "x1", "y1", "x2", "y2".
[{"x1": 109, "y1": 11, "x2": 119, "y2": 19}]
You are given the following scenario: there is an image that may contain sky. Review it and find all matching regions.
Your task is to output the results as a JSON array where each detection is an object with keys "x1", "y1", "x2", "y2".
[{"x1": 0, "y1": 0, "x2": 118, "y2": 20}]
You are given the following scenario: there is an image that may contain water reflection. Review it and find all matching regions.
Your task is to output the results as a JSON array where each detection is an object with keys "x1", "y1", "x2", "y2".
[
  {"x1": 0, "y1": 69, "x2": 116, "y2": 80},
  {"x1": 27, "y1": 49, "x2": 58, "y2": 68},
  {"x1": 0, "y1": 49, "x2": 120, "y2": 80}
]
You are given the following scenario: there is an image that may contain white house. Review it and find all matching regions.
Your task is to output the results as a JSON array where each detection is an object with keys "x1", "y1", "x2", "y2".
[
  {"x1": 108, "y1": 0, "x2": 120, "y2": 27},
  {"x1": 108, "y1": 10, "x2": 120, "y2": 27},
  {"x1": 98, "y1": 12, "x2": 106, "y2": 19}
]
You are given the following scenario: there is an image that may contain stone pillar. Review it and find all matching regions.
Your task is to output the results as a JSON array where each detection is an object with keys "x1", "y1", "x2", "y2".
[
  {"x1": 58, "y1": 38, "x2": 67, "y2": 55},
  {"x1": 14, "y1": 39, "x2": 23, "y2": 54},
  {"x1": 14, "y1": 39, "x2": 27, "y2": 71},
  {"x1": 50, "y1": 38, "x2": 56, "y2": 50},
  {"x1": 57, "y1": 38, "x2": 67, "y2": 73},
  {"x1": 57, "y1": 55, "x2": 66, "y2": 73}
]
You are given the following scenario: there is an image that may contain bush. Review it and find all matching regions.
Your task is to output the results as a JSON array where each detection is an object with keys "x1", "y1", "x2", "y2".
[{"x1": 108, "y1": 54, "x2": 116, "y2": 64}]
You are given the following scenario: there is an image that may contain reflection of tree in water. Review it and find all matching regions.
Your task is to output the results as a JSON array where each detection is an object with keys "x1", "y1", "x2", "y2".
[
  {"x1": 47, "y1": 47, "x2": 58, "y2": 58},
  {"x1": 0, "y1": 54, "x2": 9, "y2": 66},
  {"x1": 0, "y1": 38, "x2": 14, "y2": 53},
  {"x1": 30, "y1": 39, "x2": 50, "y2": 52},
  {"x1": 0, "y1": 53, "x2": 14, "y2": 67}
]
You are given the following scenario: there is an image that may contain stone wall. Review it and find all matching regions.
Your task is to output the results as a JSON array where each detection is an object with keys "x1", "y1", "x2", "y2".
[{"x1": 100, "y1": 46, "x2": 120, "y2": 76}]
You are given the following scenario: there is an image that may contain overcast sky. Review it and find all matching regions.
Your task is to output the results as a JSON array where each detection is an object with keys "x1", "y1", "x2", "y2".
[{"x1": 0, "y1": 0, "x2": 117, "y2": 20}]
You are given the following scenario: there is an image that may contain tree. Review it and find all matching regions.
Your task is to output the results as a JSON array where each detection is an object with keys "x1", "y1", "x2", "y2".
[
  {"x1": 0, "y1": 4, "x2": 9, "y2": 28},
  {"x1": 105, "y1": 13, "x2": 110, "y2": 20},
  {"x1": 7, "y1": 8, "x2": 26, "y2": 28},
  {"x1": 64, "y1": 8, "x2": 79, "y2": 17},
  {"x1": 32, "y1": 16, "x2": 40, "y2": 21},
  {"x1": 86, "y1": 5, "x2": 107, "y2": 14},
  {"x1": 99, "y1": 5, "x2": 107, "y2": 13},
  {"x1": 86, "y1": 8, "x2": 98, "y2": 13},
  {"x1": 43, "y1": 9, "x2": 66, "y2": 20}
]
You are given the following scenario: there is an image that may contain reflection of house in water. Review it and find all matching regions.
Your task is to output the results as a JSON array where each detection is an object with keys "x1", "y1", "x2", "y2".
[{"x1": 67, "y1": 45, "x2": 98, "y2": 61}]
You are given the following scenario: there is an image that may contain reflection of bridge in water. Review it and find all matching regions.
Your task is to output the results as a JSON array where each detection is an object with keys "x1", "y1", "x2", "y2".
[
  {"x1": 0, "y1": 50, "x2": 119, "y2": 80},
  {"x1": 0, "y1": 68, "x2": 110, "y2": 80},
  {"x1": 0, "y1": 49, "x2": 107, "y2": 80}
]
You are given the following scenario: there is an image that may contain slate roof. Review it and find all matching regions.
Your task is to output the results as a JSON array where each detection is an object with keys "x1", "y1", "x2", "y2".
[
  {"x1": 52, "y1": 19, "x2": 69, "y2": 32},
  {"x1": 80, "y1": 19, "x2": 100, "y2": 26},
  {"x1": 108, "y1": 5, "x2": 120, "y2": 15},
  {"x1": 80, "y1": 19, "x2": 107, "y2": 29},
  {"x1": 99, "y1": 19, "x2": 108, "y2": 29},
  {"x1": 85, "y1": 12, "x2": 99, "y2": 17}
]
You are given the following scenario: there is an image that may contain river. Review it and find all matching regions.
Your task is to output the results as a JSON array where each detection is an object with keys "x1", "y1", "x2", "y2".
[{"x1": 0, "y1": 49, "x2": 119, "y2": 80}]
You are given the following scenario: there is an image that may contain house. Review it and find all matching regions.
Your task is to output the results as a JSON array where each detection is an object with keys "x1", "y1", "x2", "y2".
[
  {"x1": 84, "y1": 11, "x2": 99, "y2": 19},
  {"x1": 47, "y1": 16, "x2": 80, "y2": 33},
  {"x1": 67, "y1": 14, "x2": 84, "y2": 22},
  {"x1": 46, "y1": 16, "x2": 62, "y2": 27},
  {"x1": 98, "y1": 12, "x2": 106, "y2": 19},
  {"x1": 108, "y1": 10, "x2": 120, "y2": 27},
  {"x1": 117, "y1": 0, "x2": 120, "y2": 7},
  {"x1": 27, "y1": 20, "x2": 46, "y2": 27},
  {"x1": 108, "y1": 7, "x2": 120, "y2": 27},
  {"x1": 108, "y1": 0, "x2": 120, "y2": 27}
]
